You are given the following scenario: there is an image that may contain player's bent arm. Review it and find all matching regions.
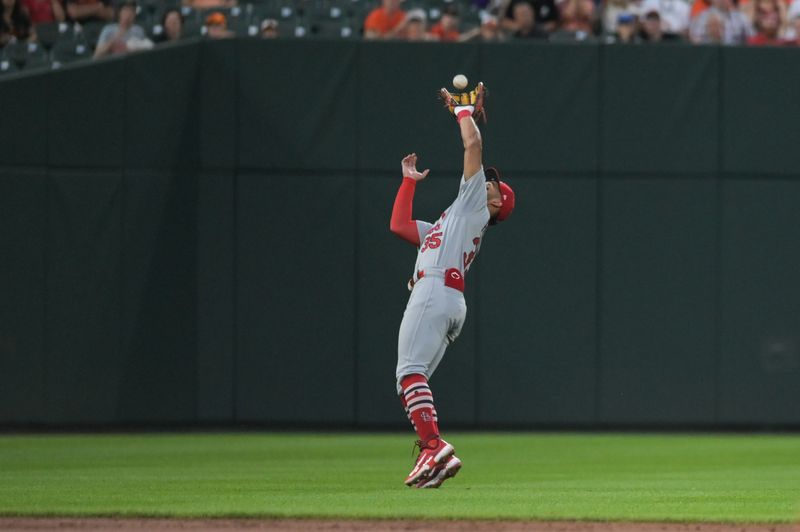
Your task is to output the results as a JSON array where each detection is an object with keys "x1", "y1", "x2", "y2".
[
  {"x1": 460, "y1": 115, "x2": 482, "y2": 181},
  {"x1": 390, "y1": 177, "x2": 422, "y2": 246}
]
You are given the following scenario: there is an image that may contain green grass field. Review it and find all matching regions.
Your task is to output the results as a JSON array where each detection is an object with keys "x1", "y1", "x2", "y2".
[{"x1": 0, "y1": 432, "x2": 798, "y2": 523}]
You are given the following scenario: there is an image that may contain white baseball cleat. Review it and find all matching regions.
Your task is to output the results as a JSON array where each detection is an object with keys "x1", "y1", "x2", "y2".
[
  {"x1": 415, "y1": 455, "x2": 462, "y2": 489},
  {"x1": 404, "y1": 438, "x2": 455, "y2": 486}
]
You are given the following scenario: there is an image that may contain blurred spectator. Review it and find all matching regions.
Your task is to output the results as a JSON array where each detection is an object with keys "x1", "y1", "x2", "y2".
[
  {"x1": 703, "y1": 10, "x2": 726, "y2": 40},
  {"x1": 787, "y1": 0, "x2": 800, "y2": 21},
  {"x1": 153, "y1": 7, "x2": 181, "y2": 43},
  {"x1": 742, "y1": 0, "x2": 786, "y2": 25},
  {"x1": 558, "y1": 0, "x2": 595, "y2": 32},
  {"x1": 480, "y1": 13, "x2": 505, "y2": 39},
  {"x1": 403, "y1": 8, "x2": 432, "y2": 40},
  {"x1": 640, "y1": 0, "x2": 690, "y2": 34},
  {"x1": 747, "y1": 0, "x2": 786, "y2": 42},
  {"x1": 602, "y1": 0, "x2": 637, "y2": 34},
  {"x1": 613, "y1": 11, "x2": 641, "y2": 40},
  {"x1": 639, "y1": 9, "x2": 682, "y2": 38},
  {"x1": 205, "y1": 11, "x2": 232, "y2": 38},
  {"x1": 65, "y1": 0, "x2": 112, "y2": 23},
  {"x1": 507, "y1": 0, "x2": 549, "y2": 37},
  {"x1": 260, "y1": 17, "x2": 277, "y2": 38},
  {"x1": 783, "y1": 0, "x2": 800, "y2": 36},
  {"x1": 93, "y1": 0, "x2": 150, "y2": 57},
  {"x1": 689, "y1": 0, "x2": 753, "y2": 42},
  {"x1": 473, "y1": 0, "x2": 505, "y2": 10},
  {"x1": 480, "y1": 14, "x2": 505, "y2": 39},
  {"x1": 458, "y1": 12, "x2": 506, "y2": 40},
  {"x1": 783, "y1": 12, "x2": 800, "y2": 39},
  {"x1": 22, "y1": 0, "x2": 64, "y2": 25},
  {"x1": 182, "y1": 0, "x2": 235, "y2": 10},
  {"x1": 1, "y1": 0, "x2": 31, "y2": 46},
  {"x1": 430, "y1": 4, "x2": 460, "y2": 41},
  {"x1": 691, "y1": 0, "x2": 712, "y2": 17},
  {"x1": 502, "y1": 0, "x2": 559, "y2": 33},
  {"x1": 364, "y1": 0, "x2": 406, "y2": 39}
]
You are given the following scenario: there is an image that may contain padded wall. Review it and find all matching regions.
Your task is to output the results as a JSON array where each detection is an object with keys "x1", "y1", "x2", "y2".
[{"x1": 1, "y1": 40, "x2": 799, "y2": 427}]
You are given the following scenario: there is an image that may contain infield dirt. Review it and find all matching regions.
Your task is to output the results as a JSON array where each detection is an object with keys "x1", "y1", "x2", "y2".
[{"x1": 0, "y1": 519, "x2": 798, "y2": 532}]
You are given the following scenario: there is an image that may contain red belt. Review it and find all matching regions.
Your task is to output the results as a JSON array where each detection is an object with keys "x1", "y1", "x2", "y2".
[{"x1": 407, "y1": 268, "x2": 464, "y2": 293}]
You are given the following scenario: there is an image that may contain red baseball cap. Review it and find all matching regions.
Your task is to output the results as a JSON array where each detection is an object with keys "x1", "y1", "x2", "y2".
[
  {"x1": 497, "y1": 180, "x2": 515, "y2": 222},
  {"x1": 485, "y1": 167, "x2": 515, "y2": 224}
]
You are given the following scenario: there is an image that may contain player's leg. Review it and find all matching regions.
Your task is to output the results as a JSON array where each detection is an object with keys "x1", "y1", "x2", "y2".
[
  {"x1": 396, "y1": 284, "x2": 452, "y2": 446},
  {"x1": 400, "y1": 295, "x2": 466, "y2": 446},
  {"x1": 396, "y1": 285, "x2": 466, "y2": 486},
  {"x1": 396, "y1": 283, "x2": 466, "y2": 385},
  {"x1": 411, "y1": 301, "x2": 467, "y2": 488},
  {"x1": 400, "y1": 373, "x2": 456, "y2": 486},
  {"x1": 402, "y1": 352, "x2": 463, "y2": 489},
  {"x1": 396, "y1": 282, "x2": 447, "y2": 385},
  {"x1": 427, "y1": 295, "x2": 466, "y2": 377}
]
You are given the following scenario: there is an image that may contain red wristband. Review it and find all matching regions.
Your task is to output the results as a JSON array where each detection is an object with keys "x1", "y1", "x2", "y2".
[
  {"x1": 456, "y1": 109, "x2": 472, "y2": 122},
  {"x1": 402, "y1": 176, "x2": 417, "y2": 184}
]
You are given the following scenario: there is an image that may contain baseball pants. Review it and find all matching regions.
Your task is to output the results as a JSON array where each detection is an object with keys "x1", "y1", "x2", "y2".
[{"x1": 396, "y1": 275, "x2": 467, "y2": 393}]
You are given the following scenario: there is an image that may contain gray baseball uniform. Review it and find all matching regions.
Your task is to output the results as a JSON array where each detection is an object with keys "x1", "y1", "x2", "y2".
[{"x1": 396, "y1": 167, "x2": 490, "y2": 391}]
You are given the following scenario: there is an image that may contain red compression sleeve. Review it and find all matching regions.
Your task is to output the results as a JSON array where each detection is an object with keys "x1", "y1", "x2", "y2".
[{"x1": 390, "y1": 177, "x2": 420, "y2": 246}]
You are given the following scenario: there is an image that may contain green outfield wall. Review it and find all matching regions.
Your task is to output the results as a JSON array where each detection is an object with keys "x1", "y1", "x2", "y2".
[{"x1": 1, "y1": 39, "x2": 799, "y2": 428}]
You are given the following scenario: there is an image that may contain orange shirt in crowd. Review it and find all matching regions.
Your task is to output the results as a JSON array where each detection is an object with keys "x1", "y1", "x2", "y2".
[
  {"x1": 691, "y1": 0, "x2": 711, "y2": 17},
  {"x1": 186, "y1": 0, "x2": 233, "y2": 8},
  {"x1": 430, "y1": 22, "x2": 460, "y2": 41},
  {"x1": 691, "y1": 0, "x2": 761, "y2": 16},
  {"x1": 364, "y1": 6, "x2": 406, "y2": 35}
]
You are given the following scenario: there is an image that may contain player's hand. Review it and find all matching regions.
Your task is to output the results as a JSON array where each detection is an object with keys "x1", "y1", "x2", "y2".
[
  {"x1": 440, "y1": 83, "x2": 487, "y2": 123},
  {"x1": 401, "y1": 153, "x2": 430, "y2": 182}
]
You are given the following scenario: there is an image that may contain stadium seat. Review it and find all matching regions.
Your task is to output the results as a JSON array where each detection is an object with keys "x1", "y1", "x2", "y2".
[
  {"x1": 229, "y1": 16, "x2": 259, "y2": 37},
  {"x1": 135, "y1": 8, "x2": 153, "y2": 30},
  {"x1": 136, "y1": 0, "x2": 165, "y2": 28},
  {"x1": 149, "y1": 22, "x2": 162, "y2": 40},
  {"x1": 24, "y1": 51, "x2": 50, "y2": 71},
  {"x1": 427, "y1": 6, "x2": 442, "y2": 22},
  {"x1": 180, "y1": 5, "x2": 199, "y2": 22},
  {"x1": 247, "y1": 4, "x2": 279, "y2": 24},
  {"x1": 0, "y1": 57, "x2": 19, "y2": 76},
  {"x1": 76, "y1": 20, "x2": 106, "y2": 48},
  {"x1": 292, "y1": 17, "x2": 309, "y2": 37},
  {"x1": 51, "y1": 38, "x2": 92, "y2": 68},
  {"x1": 34, "y1": 22, "x2": 61, "y2": 51},
  {"x1": 182, "y1": 18, "x2": 203, "y2": 38},
  {"x1": 309, "y1": 18, "x2": 351, "y2": 38},
  {"x1": 548, "y1": 29, "x2": 598, "y2": 42},
  {"x1": 278, "y1": 1, "x2": 296, "y2": 19},
  {"x1": 1, "y1": 41, "x2": 28, "y2": 69},
  {"x1": 246, "y1": 0, "x2": 281, "y2": 20},
  {"x1": 1, "y1": 41, "x2": 48, "y2": 70}
]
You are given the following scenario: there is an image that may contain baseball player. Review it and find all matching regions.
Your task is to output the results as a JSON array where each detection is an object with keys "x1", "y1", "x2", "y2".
[{"x1": 389, "y1": 83, "x2": 515, "y2": 488}]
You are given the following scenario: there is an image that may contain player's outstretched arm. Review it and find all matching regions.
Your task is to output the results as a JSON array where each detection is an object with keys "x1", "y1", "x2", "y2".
[
  {"x1": 459, "y1": 114, "x2": 482, "y2": 181},
  {"x1": 440, "y1": 83, "x2": 485, "y2": 181},
  {"x1": 390, "y1": 153, "x2": 429, "y2": 246}
]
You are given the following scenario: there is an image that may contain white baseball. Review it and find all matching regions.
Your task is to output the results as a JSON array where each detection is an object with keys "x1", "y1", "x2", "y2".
[{"x1": 452, "y1": 74, "x2": 468, "y2": 90}]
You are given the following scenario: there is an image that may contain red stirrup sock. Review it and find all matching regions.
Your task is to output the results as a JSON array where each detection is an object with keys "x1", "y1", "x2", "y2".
[{"x1": 399, "y1": 374, "x2": 440, "y2": 445}]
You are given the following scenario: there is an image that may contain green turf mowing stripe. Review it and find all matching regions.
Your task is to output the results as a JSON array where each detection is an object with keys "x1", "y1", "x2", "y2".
[{"x1": 0, "y1": 433, "x2": 798, "y2": 522}]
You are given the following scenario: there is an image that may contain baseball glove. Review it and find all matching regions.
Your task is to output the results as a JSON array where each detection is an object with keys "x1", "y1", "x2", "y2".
[{"x1": 439, "y1": 82, "x2": 487, "y2": 123}]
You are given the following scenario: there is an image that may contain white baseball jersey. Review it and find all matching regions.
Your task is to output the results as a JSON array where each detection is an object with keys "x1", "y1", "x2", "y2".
[
  {"x1": 411, "y1": 167, "x2": 490, "y2": 281},
  {"x1": 396, "y1": 167, "x2": 490, "y2": 390}
]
